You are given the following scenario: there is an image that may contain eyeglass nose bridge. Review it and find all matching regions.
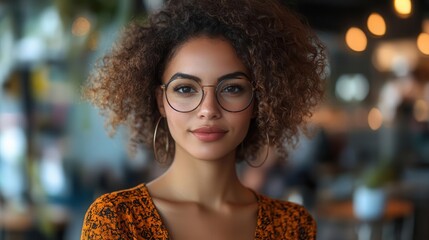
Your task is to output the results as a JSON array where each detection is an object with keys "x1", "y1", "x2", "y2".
[
  {"x1": 200, "y1": 84, "x2": 217, "y2": 96},
  {"x1": 196, "y1": 84, "x2": 220, "y2": 109}
]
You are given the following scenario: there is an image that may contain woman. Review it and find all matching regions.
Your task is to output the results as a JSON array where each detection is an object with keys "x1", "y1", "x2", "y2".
[{"x1": 81, "y1": 0, "x2": 326, "y2": 239}]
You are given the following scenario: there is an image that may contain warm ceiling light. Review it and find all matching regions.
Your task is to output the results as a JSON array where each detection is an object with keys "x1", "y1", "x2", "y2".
[
  {"x1": 417, "y1": 32, "x2": 429, "y2": 55},
  {"x1": 394, "y1": 0, "x2": 412, "y2": 18},
  {"x1": 368, "y1": 107, "x2": 383, "y2": 130},
  {"x1": 345, "y1": 27, "x2": 367, "y2": 52},
  {"x1": 367, "y1": 13, "x2": 386, "y2": 36}
]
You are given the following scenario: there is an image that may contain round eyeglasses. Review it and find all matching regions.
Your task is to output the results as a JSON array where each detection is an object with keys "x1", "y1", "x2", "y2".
[{"x1": 161, "y1": 78, "x2": 254, "y2": 113}]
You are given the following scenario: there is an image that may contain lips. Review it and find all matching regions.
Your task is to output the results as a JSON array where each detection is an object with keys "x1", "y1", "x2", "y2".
[{"x1": 190, "y1": 126, "x2": 228, "y2": 142}]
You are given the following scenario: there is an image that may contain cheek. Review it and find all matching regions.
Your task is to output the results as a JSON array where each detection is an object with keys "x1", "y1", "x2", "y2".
[
  {"x1": 233, "y1": 108, "x2": 254, "y2": 137},
  {"x1": 164, "y1": 108, "x2": 186, "y2": 137},
  {"x1": 163, "y1": 99, "x2": 176, "y2": 121}
]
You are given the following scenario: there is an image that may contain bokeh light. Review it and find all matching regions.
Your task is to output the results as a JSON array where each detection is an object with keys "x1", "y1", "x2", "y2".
[
  {"x1": 394, "y1": 0, "x2": 412, "y2": 18},
  {"x1": 72, "y1": 17, "x2": 91, "y2": 36},
  {"x1": 345, "y1": 27, "x2": 367, "y2": 52},
  {"x1": 417, "y1": 32, "x2": 429, "y2": 55},
  {"x1": 335, "y1": 74, "x2": 369, "y2": 102},
  {"x1": 368, "y1": 107, "x2": 383, "y2": 130},
  {"x1": 367, "y1": 13, "x2": 386, "y2": 36},
  {"x1": 372, "y1": 40, "x2": 418, "y2": 76}
]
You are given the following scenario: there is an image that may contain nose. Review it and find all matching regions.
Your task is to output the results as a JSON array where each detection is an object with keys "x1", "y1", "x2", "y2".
[{"x1": 197, "y1": 87, "x2": 221, "y2": 119}]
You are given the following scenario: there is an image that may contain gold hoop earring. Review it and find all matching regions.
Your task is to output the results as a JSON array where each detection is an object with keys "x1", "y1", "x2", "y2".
[
  {"x1": 246, "y1": 133, "x2": 270, "y2": 168},
  {"x1": 153, "y1": 117, "x2": 169, "y2": 164}
]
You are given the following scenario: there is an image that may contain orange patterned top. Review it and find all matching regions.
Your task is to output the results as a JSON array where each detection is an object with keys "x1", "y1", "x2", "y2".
[{"x1": 81, "y1": 184, "x2": 316, "y2": 239}]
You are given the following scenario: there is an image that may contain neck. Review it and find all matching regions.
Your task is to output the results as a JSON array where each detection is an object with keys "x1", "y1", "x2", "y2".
[{"x1": 153, "y1": 148, "x2": 248, "y2": 208}]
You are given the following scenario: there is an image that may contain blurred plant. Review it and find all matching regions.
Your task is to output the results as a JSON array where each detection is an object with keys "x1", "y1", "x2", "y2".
[
  {"x1": 50, "y1": 0, "x2": 136, "y2": 86},
  {"x1": 360, "y1": 158, "x2": 399, "y2": 189}
]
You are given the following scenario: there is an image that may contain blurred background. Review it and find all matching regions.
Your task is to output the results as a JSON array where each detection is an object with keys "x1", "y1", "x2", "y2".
[{"x1": 0, "y1": 0, "x2": 428, "y2": 239}]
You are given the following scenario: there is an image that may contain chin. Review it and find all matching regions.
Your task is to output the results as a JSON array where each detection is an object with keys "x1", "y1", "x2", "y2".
[{"x1": 187, "y1": 147, "x2": 236, "y2": 162}]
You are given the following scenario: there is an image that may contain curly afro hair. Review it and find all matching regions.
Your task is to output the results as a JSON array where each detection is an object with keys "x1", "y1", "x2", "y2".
[{"x1": 83, "y1": 0, "x2": 327, "y2": 165}]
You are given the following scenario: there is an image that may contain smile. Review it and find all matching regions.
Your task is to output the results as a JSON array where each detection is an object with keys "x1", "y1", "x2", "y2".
[{"x1": 190, "y1": 127, "x2": 228, "y2": 142}]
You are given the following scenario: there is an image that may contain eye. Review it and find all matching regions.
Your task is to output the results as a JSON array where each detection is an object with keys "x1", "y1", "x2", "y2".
[
  {"x1": 221, "y1": 85, "x2": 244, "y2": 94},
  {"x1": 174, "y1": 85, "x2": 198, "y2": 94}
]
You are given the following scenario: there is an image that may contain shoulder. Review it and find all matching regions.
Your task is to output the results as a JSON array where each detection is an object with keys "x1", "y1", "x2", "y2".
[
  {"x1": 81, "y1": 184, "x2": 163, "y2": 239},
  {"x1": 90, "y1": 183, "x2": 150, "y2": 208},
  {"x1": 257, "y1": 194, "x2": 317, "y2": 240},
  {"x1": 85, "y1": 184, "x2": 152, "y2": 217},
  {"x1": 261, "y1": 195, "x2": 314, "y2": 221}
]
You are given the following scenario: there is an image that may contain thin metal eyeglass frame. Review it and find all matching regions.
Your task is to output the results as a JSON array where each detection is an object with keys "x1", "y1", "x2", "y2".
[{"x1": 160, "y1": 79, "x2": 255, "y2": 113}]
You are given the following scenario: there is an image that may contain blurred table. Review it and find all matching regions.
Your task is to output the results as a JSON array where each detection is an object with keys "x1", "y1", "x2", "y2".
[
  {"x1": 0, "y1": 204, "x2": 70, "y2": 240},
  {"x1": 317, "y1": 198, "x2": 414, "y2": 240},
  {"x1": 0, "y1": 207, "x2": 34, "y2": 240}
]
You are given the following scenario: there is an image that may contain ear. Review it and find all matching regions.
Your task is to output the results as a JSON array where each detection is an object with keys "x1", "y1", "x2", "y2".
[{"x1": 156, "y1": 87, "x2": 166, "y2": 117}]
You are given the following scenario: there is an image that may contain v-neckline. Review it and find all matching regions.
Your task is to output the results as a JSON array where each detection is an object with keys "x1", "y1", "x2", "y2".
[{"x1": 141, "y1": 184, "x2": 263, "y2": 240}]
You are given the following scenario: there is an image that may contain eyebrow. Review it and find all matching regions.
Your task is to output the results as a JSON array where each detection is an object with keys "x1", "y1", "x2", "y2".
[
  {"x1": 218, "y1": 72, "x2": 250, "y2": 81},
  {"x1": 167, "y1": 71, "x2": 250, "y2": 83}
]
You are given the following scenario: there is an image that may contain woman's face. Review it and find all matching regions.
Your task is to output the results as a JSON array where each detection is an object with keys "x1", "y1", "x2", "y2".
[{"x1": 157, "y1": 36, "x2": 254, "y2": 162}]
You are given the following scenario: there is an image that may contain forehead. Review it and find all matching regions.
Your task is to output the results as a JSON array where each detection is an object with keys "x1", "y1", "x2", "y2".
[{"x1": 162, "y1": 36, "x2": 249, "y2": 83}]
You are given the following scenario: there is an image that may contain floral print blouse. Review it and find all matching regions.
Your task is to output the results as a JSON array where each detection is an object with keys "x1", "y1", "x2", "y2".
[{"x1": 81, "y1": 184, "x2": 316, "y2": 239}]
